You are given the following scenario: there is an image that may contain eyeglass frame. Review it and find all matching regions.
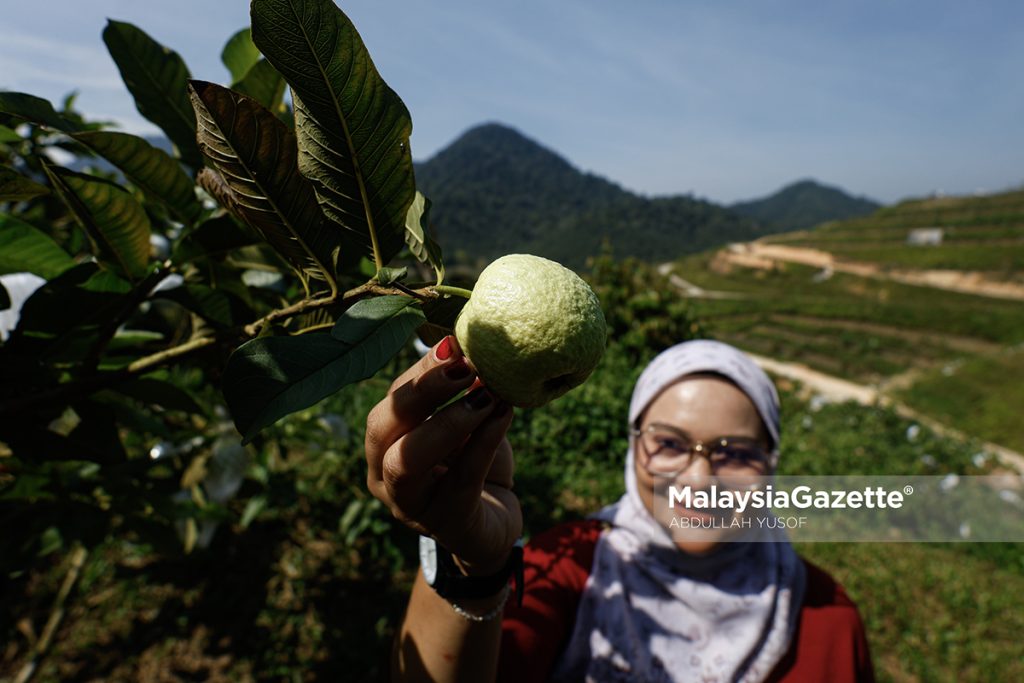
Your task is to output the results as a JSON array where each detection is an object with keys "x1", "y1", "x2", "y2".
[{"x1": 630, "y1": 422, "x2": 779, "y2": 478}]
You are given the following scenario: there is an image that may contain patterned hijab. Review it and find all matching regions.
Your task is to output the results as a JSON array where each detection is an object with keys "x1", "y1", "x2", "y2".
[{"x1": 552, "y1": 340, "x2": 806, "y2": 682}]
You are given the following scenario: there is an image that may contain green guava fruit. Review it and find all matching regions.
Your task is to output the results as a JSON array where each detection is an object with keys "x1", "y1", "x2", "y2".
[{"x1": 454, "y1": 254, "x2": 607, "y2": 408}]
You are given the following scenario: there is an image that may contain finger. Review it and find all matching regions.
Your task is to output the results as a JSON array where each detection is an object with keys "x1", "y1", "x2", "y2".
[
  {"x1": 484, "y1": 437, "x2": 515, "y2": 489},
  {"x1": 365, "y1": 335, "x2": 475, "y2": 477},
  {"x1": 380, "y1": 387, "x2": 502, "y2": 504},
  {"x1": 448, "y1": 403, "x2": 514, "y2": 492},
  {"x1": 388, "y1": 334, "x2": 461, "y2": 393}
]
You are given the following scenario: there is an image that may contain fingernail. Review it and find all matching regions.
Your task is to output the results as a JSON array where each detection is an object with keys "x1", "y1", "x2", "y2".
[
  {"x1": 465, "y1": 388, "x2": 493, "y2": 410},
  {"x1": 435, "y1": 336, "x2": 453, "y2": 361},
  {"x1": 444, "y1": 357, "x2": 472, "y2": 380}
]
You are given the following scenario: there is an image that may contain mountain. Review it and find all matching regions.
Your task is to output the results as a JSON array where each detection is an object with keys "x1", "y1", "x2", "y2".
[
  {"x1": 730, "y1": 179, "x2": 880, "y2": 231},
  {"x1": 413, "y1": 123, "x2": 773, "y2": 267}
]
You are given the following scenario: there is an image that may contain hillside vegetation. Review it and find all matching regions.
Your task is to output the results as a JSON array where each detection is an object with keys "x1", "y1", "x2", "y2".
[
  {"x1": 731, "y1": 179, "x2": 880, "y2": 231},
  {"x1": 416, "y1": 123, "x2": 770, "y2": 267}
]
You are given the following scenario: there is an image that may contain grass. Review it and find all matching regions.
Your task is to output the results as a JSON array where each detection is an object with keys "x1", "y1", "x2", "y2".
[
  {"x1": 895, "y1": 347, "x2": 1024, "y2": 453},
  {"x1": 797, "y1": 542, "x2": 1024, "y2": 682},
  {"x1": 711, "y1": 315, "x2": 955, "y2": 383}
]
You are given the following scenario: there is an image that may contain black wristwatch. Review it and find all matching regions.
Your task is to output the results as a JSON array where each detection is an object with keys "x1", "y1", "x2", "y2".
[{"x1": 419, "y1": 536, "x2": 525, "y2": 607}]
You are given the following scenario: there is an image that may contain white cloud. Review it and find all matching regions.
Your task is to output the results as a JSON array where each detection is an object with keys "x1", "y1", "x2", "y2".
[{"x1": 0, "y1": 30, "x2": 124, "y2": 92}]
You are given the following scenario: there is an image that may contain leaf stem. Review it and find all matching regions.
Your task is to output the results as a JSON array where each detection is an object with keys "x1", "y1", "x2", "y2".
[{"x1": 432, "y1": 285, "x2": 472, "y2": 299}]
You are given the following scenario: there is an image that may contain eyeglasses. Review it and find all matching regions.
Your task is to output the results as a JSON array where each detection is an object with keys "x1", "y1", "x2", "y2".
[{"x1": 631, "y1": 423, "x2": 776, "y2": 479}]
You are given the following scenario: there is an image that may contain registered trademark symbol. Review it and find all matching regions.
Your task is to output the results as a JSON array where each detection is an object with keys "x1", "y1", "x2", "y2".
[{"x1": 904, "y1": 485, "x2": 914, "y2": 495}]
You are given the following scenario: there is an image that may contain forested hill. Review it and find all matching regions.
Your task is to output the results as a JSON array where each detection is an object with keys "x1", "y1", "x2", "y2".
[
  {"x1": 730, "y1": 179, "x2": 881, "y2": 231},
  {"x1": 413, "y1": 123, "x2": 769, "y2": 267}
]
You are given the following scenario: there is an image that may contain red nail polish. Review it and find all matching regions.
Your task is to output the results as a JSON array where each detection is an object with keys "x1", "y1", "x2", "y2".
[
  {"x1": 465, "y1": 387, "x2": 493, "y2": 410},
  {"x1": 444, "y1": 358, "x2": 472, "y2": 380},
  {"x1": 435, "y1": 336, "x2": 453, "y2": 361}
]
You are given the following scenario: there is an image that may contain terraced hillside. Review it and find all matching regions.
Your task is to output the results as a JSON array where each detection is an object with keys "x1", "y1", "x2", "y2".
[
  {"x1": 761, "y1": 189, "x2": 1024, "y2": 279},
  {"x1": 670, "y1": 189, "x2": 1024, "y2": 453}
]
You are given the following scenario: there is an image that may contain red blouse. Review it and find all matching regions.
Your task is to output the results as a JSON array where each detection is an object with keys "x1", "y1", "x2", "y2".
[{"x1": 498, "y1": 520, "x2": 875, "y2": 682}]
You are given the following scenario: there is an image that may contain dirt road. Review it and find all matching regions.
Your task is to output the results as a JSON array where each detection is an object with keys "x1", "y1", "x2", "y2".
[
  {"x1": 723, "y1": 242, "x2": 1024, "y2": 301},
  {"x1": 656, "y1": 264, "x2": 746, "y2": 299}
]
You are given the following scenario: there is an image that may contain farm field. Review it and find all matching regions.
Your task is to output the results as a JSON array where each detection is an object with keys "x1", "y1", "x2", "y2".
[{"x1": 671, "y1": 188, "x2": 1024, "y2": 457}]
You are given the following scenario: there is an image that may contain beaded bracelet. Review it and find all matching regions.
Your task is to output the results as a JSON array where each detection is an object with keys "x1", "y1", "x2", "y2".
[{"x1": 449, "y1": 583, "x2": 511, "y2": 622}]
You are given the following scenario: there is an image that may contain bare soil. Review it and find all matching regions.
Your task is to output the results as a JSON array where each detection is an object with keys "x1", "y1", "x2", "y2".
[{"x1": 721, "y1": 242, "x2": 1024, "y2": 301}]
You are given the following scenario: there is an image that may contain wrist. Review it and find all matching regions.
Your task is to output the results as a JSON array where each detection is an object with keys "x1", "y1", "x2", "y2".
[
  {"x1": 447, "y1": 583, "x2": 512, "y2": 622},
  {"x1": 452, "y1": 548, "x2": 513, "y2": 577},
  {"x1": 419, "y1": 536, "x2": 525, "y2": 607}
]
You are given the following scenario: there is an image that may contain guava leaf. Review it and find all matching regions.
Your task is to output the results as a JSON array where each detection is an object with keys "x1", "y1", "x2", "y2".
[
  {"x1": 102, "y1": 20, "x2": 201, "y2": 169},
  {"x1": 41, "y1": 164, "x2": 151, "y2": 282},
  {"x1": 404, "y1": 191, "x2": 445, "y2": 286},
  {"x1": 0, "y1": 91, "x2": 82, "y2": 132},
  {"x1": 111, "y1": 377, "x2": 204, "y2": 414},
  {"x1": 5, "y1": 263, "x2": 133, "y2": 363},
  {"x1": 330, "y1": 295, "x2": 418, "y2": 343},
  {"x1": 251, "y1": 0, "x2": 417, "y2": 266},
  {"x1": 189, "y1": 80, "x2": 339, "y2": 289},
  {"x1": 233, "y1": 59, "x2": 287, "y2": 114},
  {"x1": 0, "y1": 214, "x2": 76, "y2": 279},
  {"x1": 221, "y1": 28, "x2": 261, "y2": 84},
  {"x1": 171, "y1": 215, "x2": 260, "y2": 264},
  {"x1": 0, "y1": 166, "x2": 50, "y2": 202},
  {"x1": 0, "y1": 123, "x2": 22, "y2": 142},
  {"x1": 71, "y1": 131, "x2": 203, "y2": 224},
  {"x1": 154, "y1": 283, "x2": 250, "y2": 328},
  {"x1": 374, "y1": 267, "x2": 407, "y2": 287},
  {"x1": 223, "y1": 295, "x2": 424, "y2": 442},
  {"x1": 196, "y1": 168, "x2": 244, "y2": 220}
]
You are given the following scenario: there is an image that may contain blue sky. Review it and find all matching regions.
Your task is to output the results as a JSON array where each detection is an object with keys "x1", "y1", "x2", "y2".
[{"x1": 3, "y1": 1, "x2": 1023, "y2": 204}]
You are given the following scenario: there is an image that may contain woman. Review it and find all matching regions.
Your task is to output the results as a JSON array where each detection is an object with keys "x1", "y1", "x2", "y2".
[{"x1": 365, "y1": 338, "x2": 874, "y2": 682}]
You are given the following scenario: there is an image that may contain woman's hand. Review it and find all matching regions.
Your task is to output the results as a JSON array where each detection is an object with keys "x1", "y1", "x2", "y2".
[{"x1": 365, "y1": 336, "x2": 521, "y2": 575}]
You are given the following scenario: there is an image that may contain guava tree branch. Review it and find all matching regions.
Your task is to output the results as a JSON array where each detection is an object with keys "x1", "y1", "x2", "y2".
[
  {"x1": 0, "y1": 282, "x2": 452, "y2": 417},
  {"x1": 239, "y1": 281, "x2": 420, "y2": 336}
]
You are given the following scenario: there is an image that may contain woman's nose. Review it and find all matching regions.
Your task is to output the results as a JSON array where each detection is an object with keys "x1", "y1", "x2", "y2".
[{"x1": 676, "y1": 449, "x2": 714, "y2": 488}]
